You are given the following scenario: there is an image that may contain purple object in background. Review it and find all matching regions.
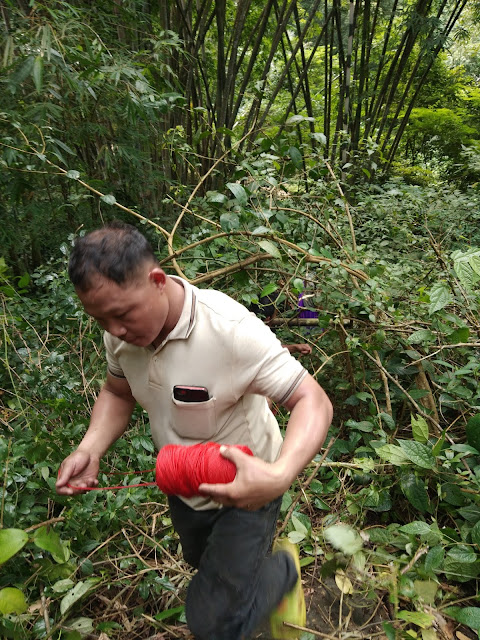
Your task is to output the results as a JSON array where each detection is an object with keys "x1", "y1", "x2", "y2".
[{"x1": 298, "y1": 292, "x2": 319, "y2": 319}]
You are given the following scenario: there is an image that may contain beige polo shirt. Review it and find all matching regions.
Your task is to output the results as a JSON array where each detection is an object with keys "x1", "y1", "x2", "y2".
[{"x1": 104, "y1": 276, "x2": 307, "y2": 509}]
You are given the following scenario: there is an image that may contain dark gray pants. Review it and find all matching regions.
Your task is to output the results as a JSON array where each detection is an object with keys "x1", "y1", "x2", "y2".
[{"x1": 168, "y1": 495, "x2": 297, "y2": 640}]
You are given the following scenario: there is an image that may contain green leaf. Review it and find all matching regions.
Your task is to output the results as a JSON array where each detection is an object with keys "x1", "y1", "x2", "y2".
[
  {"x1": 424, "y1": 546, "x2": 444, "y2": 573},
  {"x1": 399, "y1": 521, "x2": 431, "y2": 536},
  {"x1": 411, "y1": 414, "x2": 429, "y2": 444},
  {"x1": 63, "y1": 618, "x2": 94, "y2": 636},
  {"x1": 257, "y1": 240, "x2": 281, "y2": 259},
  {"x1": 226, "y1": 183, "x2": 248, "y2": 205},
  {"x1": 206, "y1": 191, "x2": 228, "y2": 204},
  {"x1": 408, "y1": 329, "x2": 436, "y2": 345},
  {"x1": 324, "y1": 524, "x2": 363, "y2": 555},
  {"x1": 397, "y1": 610, "x2": 434, "y2": 629},
  {"x1": 288, "y1": 146, "x2": 303, "y2": 169},
  {"x1": 447, "y1": 544, "x2": 477, "y2": 564},
  {"x1": 219, "y1": 212, "x2": 240, "y2": 231},
  {"x1": 413, "y1": 580, "x2": 438, "y2": 605},
  {"x1": 375, "y1": 444, "x2": 409, "y2": 466},
  {"x1": 60, "y1": 578, "x2": 101, "y2": 615},
  {"x1": 32, "y1": 55, "x2": 44, "y2": 92},
  {"x1": 0, "y1": 529, "x2": 28, "y2": 565},
  {"x1": 448, "y1": 326, "x2": 469, "y2": 343},
  {"x1": 260, "y1": 283, "x2": 278, "y2": 298},
  {"x1": 382, "y1": 622, "x2": 396, "y2": 640},
  {"x1": 285, "y1": 114, "x2": 314, "y2": 125},
  {"x1": 100, "y1": 194, "x2": 116, "y2": 205},
  {"x1": 34, "y1": 526, "x2": 69, "y2": 563},
  {"x1": 443, "y1": 558, "x2": 480, "y2": 582},
  {"x1": 291, "y1": 514, "x2": 308, "y2": 536},
  {"x1": 428, "y1": 282, "x2": 451, "y2": 314},
  {"x1": 154, "y1": 605, "x2": 185, "y2": 621},
  {"x1": 0, "y1": 587, "x2": 28, "y2": 614},
  {"x1": 397, "y1": 440, "x2": 436, "y2": 469},
  {"x1": 400, "y1": 472, "x2": 430, "y2": 514},
  {"x1": 288, "y1": 530, "x2": 306, "y2": 544},
  {"x1": 444, "y1": 606, "x2": 480, "y2": 632},
  {"x1": 471, "y1": 520, "x2": 480, "y2": 547},
  {"x1": 66, "y1": 170, "x2": 80, "y2": 180}
]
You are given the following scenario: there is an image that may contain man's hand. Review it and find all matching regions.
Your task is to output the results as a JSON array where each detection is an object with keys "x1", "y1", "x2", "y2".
[
  {"x1": 284, "y1": 343, "x2": 312, "y2": 355},
  {"x1": 198, "y1": 445, "x2": 291, "y2": 511},
  {"x1": 56, "y1": 450, "x2": 100, "y2": 495}
]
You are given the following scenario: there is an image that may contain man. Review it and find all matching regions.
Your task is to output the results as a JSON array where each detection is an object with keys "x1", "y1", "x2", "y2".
[{"x1": 56, "y1": 222, "x2": 333, "y2": 640}]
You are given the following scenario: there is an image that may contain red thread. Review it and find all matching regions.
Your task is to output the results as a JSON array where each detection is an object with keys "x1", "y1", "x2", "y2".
[
  {"x1": 156, "y1": 442, "x2": 253, "y2": 497},
  {"x1": 64, "y1": 442, "x2": 253, "y2": 497}
]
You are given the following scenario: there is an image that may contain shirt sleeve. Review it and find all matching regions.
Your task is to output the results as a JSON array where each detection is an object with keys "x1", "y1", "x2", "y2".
[
  {"x1": 103, "y1": 332, "x2": 126, "y2": 378},
  {"x1": 232, "y1": 315, "x2": 308, "y2": 404}
]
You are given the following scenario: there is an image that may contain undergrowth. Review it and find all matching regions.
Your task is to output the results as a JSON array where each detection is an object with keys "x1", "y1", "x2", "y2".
[{"x1": 2, "y1": 173, "x2": 480, "y2": 640}]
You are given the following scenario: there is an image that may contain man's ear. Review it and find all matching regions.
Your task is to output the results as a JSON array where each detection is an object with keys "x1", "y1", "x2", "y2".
[{"x1": 149, "y1": 268, "x2": 166, "y2": 289}]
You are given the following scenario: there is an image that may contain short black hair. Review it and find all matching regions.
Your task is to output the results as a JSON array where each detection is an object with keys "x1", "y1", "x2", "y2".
[{"x1": 68, "y1": 221, "x2": 158, "y2": 291}]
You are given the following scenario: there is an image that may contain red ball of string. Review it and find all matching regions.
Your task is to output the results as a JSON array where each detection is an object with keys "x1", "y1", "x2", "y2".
[
  {"x1": 156, "y1": 442, "x2": 253, "y2": 497},
  {"x1": 65, "y1": 442, "x2": 253, "y2": 497}
]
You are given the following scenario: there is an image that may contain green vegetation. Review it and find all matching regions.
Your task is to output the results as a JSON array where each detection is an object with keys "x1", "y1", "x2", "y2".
[{"x1": 3, "y1": 1, "x2": 480, "y2": 638}]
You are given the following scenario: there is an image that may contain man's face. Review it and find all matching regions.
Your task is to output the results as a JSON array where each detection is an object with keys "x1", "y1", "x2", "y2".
[{"x1": 76, "y1": 269, "x2": 169, "y2": 347}]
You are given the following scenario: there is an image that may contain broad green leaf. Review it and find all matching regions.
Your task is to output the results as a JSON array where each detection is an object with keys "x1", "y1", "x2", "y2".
[
  {"x1": 448, "y1": 326, "x2": 469, "y2": 343},
  {"x1": 408, "y1": 329, "x2": 436, "y2": 345},
  {"x1": 60, "y1": 578, "x2": 101, "y2": 615},
  {"x1": 288, "y1": 146, "x2": 303, "y2": 169},
  {"x1": 413, "y1": 580, "x2": 438, "y2": 605},
  {"x1": 399, "y1": 521, "x2": 431, "y2": 536},
  {"x1": 444, "y1": 606, "x2": 480, "y2": 632},
  {"x1": 324, "y1": 524, "x2": 363, "y2": 555},
  {"x1": 100, "y1": 194, "x2": 116, "y2": 206},
  {"x1": 0, "y1": 529, "x2": 28, "y2": 565},
  {"x1": 219, "y1": 212, "x2": 240, "y2": 231},
  {"x1": 260, "y1": 283, "x2": 278, "y2": 298},
  {"x1": 226, "y1": 183, "x2": 248, "y2": 205},
  {"x1": 397, "y1": 610, "x2": 434, "y2": 629},
  {"x1": 52, "y1": 579, "x2": 75, "y2": 593},
  {"x1": 471, "y1": 520, "x2": 480, "y2": 547},
  {"x1": 285, "y1": 114, "x2": 314, "y2": 125},
  {"x1": 32, "y1": 55, "x2": 43, "y2": 92},
  {"x1": 400, "y1": 472, "x2": 430, "y2": 514},
  {"x1": 447, "y1": 545, "x2": 477, "y2": 564},
  {"x1": 291, "y1": 514, "x2": 308, "y2": 536},
  {"x1": 257, "y1": 240, "x2": 281, "y2": 259},
  {"x1": 382, "y1": 622, "x2": 396, "y2": 640},
  {"x1": 34, "y1": 526, "x2": 69, "y2": 563},
  {"x1": 155, "y1": 605, "x2": 185, "y2": 621},
  {"x1": 454, "y1": 259, "x2": 480, "y2": 290},
  {"x1": 425, "y1": 546, "x2": 444, "y2": 573},
  {"x1": 411, "y1": 414, "x2": 429, "y2": 444},
  {"x1": 428, "y1": 282, "x2": 451, "y2": 314},
  {"x1": 288, "y1": 530, "x2": 306, "y2": 544},
  {"x1": 443, "y1": 558, "x2": 480, "y2": 582},
  {"x1": 0, "y1": 587, "x2": 28, "y2": 614},
  {"x1": 66, "y1": 170, "x2": 80, "y2": 179},
  {"x1": 397, "y1": 440, "x2": 436, "y2": 469},
  {"x1": 471, "y1": 254, "x2": 480, "y2": 276},
  {"x1": 206, "y1": 191, "x2": 228, "y2": 204},
  {"x1": 63, "y1": 617, "x2": 94, "y2": 636},
  {"x1": 375, "y1": 444, "x2": 409, "y2": 466}
]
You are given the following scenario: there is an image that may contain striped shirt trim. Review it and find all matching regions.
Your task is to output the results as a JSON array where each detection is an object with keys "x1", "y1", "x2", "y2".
[
  {"x1": 277, "y1": 369, "x2": 308, "y2": 405},
  {"x1": 107, "y1": 367, "x2": 126, "y2": 379}
]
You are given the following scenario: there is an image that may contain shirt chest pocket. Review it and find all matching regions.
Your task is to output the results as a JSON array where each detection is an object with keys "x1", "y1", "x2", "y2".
[{"x1": 171, "y1": 395, "x2": 218, "y2": 439}]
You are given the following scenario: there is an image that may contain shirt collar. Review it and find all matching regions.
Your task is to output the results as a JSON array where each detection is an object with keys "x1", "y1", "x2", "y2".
[{"x1": 162, "y1": 276, "x2": 197, "y2": 343}]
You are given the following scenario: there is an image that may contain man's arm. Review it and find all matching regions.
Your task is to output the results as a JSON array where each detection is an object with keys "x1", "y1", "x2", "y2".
[
  {"x1": 56, "y1": 373, "x2": 136, "y2": 495},
  {"x1": 199, "y1": 373, "x2": 333, "y2": 509}
]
